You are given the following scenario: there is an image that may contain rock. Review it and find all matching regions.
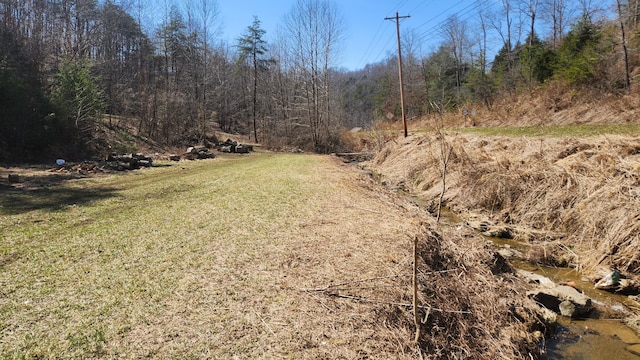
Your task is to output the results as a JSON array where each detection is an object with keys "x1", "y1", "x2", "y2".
[
  {"x1": 529, "y1": 285, "x2": 592, "y2": 318},
  {"x1": 488, "y1": 252, "x2": 513, "y2": 275},
  {"x1": 538, "y1": 307, "x2": 558, "y2": 326},
  {"x1": 467, "y1": 220, "x2": 490, "y2": 232},
  {"x1": 517, "y1": 270, "x2": 556, "y2": 288},
  {"x1": 169, "y1": 155, "x2": 181, "y2": 161},
  {"x1": 559, "y1": 300, "x2": 576, "y2": 317},
  {"x1": 8, "y1": 173, "x2": 20, "y2": 183},
  {"x1": 466, "y1": 219, "x2": 513, "y2": 238},
  {"x1": 497, "y1": 248, "x2": 515, "y2": 259},
  {"x1": 482, "y1": 225, "x2": 513, "y2": 239},
  {"x1": 617, "y1": 279, "x2": 640, "y2": 295}
]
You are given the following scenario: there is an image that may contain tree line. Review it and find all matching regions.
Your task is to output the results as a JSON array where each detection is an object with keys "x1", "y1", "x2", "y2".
[
  {"x1": 346, "y1": 0, "x2": 640, "y2": 126},
  {"x1": 1, "y1": 0, "x2": 639, "y2": 162},
  {"x1": 0, "y1": 0, "x2": 344, "y2": 161}
]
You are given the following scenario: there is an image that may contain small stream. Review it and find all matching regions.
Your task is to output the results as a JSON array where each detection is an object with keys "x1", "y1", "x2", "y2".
[
  {"x1": 516, "y1": 261, "x2": 640, "y2": 359},
  {"x1": 401, "y1": 193, "x2": 640, "y2": 359}
]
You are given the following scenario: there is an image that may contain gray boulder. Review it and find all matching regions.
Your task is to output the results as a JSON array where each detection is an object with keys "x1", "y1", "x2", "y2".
[{"x1": 529, "y1": 285, "x2": 592, "y2": 318}]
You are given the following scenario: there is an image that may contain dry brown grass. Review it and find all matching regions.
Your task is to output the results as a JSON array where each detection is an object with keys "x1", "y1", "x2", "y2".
[
  {"x1": 0, "y1": 153, "x2": 552, "y2": 359},
  {"x1": 408, "y1": 224, "x2": 543, "y2": 359},
  {"x1": 457, "y1": 80, "x2": 640, "y2": 128},
  {"x1": 0, "y1": 152, "x2": 547, "y2": 359},
  {"x1": 367, "y1": 132, "x2": 640, "y2": 279}
]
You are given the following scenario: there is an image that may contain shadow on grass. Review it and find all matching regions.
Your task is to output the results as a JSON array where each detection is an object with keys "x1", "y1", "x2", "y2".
[{"x1": 0, "y1": 181, "x2": 119, "y2": 215}]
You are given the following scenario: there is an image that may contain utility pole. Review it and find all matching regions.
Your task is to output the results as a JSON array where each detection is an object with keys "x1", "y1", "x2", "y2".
[{"x1": 385, "y1": 12, "x2": 410, "y2": 138}]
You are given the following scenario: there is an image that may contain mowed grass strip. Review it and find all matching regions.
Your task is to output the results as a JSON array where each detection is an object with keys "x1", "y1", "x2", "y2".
[
  {"x1": 0, "y1": 153, "x2": 336, "y2": 358},
  {"x1": 456, "y1": 123, "x2": 640, "y2": 137}
]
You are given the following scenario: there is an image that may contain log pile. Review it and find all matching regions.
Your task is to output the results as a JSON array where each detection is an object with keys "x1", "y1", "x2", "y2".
[
  {"x1": 184, "y1": 145, "x2": 216, "y2": 160},
  {"x1": 107, "y1": 153, "x2": 153, "y2": 170},
  {"x1": 218, "y1": 139, "x2": 253, "y2": 154},
  {"x1": 51, "y1": 162, "x2": 105, "y2": 174},
  {"x1": 50, "y1": 153, "x2": 154, "y2": 174}
]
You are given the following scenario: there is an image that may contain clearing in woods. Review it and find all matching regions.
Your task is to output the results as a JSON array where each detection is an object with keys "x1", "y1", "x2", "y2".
[{"x1": 0, "y1": 153, "x2": 422, "y2": 358}]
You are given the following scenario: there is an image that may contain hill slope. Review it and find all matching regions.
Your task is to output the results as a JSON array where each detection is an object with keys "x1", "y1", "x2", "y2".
[{"x1": 367, "y1": 132, "x2": 640, "y2": 278}]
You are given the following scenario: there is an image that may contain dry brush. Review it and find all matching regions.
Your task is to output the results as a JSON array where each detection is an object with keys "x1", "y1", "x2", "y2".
[{"x1": 367, "y1": 133, "x2": 640, "y2": 277}]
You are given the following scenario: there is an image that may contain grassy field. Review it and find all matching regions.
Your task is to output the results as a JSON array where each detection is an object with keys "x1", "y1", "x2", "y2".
[
  {"x1": 0, "y1": 152, "x2": 417, "y2": 358},
  {"x1": 455, "y1": 123, "x2": 640, "y2": 137}
]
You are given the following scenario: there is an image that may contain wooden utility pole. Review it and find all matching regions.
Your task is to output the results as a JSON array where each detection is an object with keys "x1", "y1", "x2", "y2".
[{"x1": 386, "y1": 12, "x2": 410, "y2": 137}]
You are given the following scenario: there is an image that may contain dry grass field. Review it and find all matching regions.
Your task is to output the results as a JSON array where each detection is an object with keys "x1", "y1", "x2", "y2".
[{"x1": 0, "y1": 152, "x2": 543, "y2": 359}]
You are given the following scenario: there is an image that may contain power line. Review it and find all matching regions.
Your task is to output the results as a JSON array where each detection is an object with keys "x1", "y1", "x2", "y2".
[
  {"x1": 356, "y1": 20, "x2": 392, "y2": 69},
  {"x1": 363, "y1": 1, "x2": 476, "y2": 67},
  {"x1": 408, "y1": 0, "x2": 439, "y2": 16},
  {"x1": 414, "y1": 0, "x2": 490, "y2": 32},
  {"x1": 360, "y1": 0, "x2": 499, "y2": 68},
  {"x1": 413, "y1": 0, "x2": 494, "y2": 47},
  {"x1": 386, "y1": 0, "x2": 411, "y2": 17},
  {"x1": 354, "y1": 0, "x2": 409, "y2": 70}
]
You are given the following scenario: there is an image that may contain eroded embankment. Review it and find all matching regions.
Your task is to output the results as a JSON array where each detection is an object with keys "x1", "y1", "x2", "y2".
[
  {"x1": 367, "y1": 133, "x2": 640, "y2": 275},
  {"x1": 365, "y1": 133, "x2": 640, "y2": 322}
]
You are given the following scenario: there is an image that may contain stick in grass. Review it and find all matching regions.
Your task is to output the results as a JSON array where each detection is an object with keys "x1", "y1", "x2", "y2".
[{"x1": 413, "y1": 235, "x2": 421, "y2": 343}]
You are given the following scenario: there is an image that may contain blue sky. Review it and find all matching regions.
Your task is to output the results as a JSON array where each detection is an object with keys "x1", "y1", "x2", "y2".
[{"x1": 217, "y1": 0, "x2": 490, "y2": 71}]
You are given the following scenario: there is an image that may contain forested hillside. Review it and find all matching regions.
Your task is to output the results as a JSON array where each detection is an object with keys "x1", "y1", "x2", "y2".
[{"x1": 1, "y1": 0, "x2": 639, "y2": 162}]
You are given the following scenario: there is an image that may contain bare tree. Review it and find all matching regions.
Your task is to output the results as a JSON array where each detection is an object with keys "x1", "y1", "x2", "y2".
[
  {"x1": 540, "y1": 0, "x2": 571, "y2": 48},
  {"x1": 402, "y1": 28, "x2": 429, "y2": 118},
  {"x1": 521, "y1": 0, "x2": 539, "y2": 86},
  {"x1": 468, "y1": 2, "x2": 495, "y2": 109},
  {"x1": 284, "y1": 0, "x2": 344, "y2": 151},
  {"x1": 616, "y1": 0, "x2": 631, "y2": 89},
  {"x1": 441, "y1": 14, "x2": 470, "y2": 101},
  {"x1": 195, "y1": 0, "x2": 219, "y2": 139},
  {"x1": 477, "y1": 4, "x2": 492, "y2": 76},
  {"x1": 490, "y1": 0, "x2": 523, "y2": 92}
]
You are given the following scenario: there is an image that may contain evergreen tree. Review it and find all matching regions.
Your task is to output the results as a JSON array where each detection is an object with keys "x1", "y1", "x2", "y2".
[
  {"x1": 50, "y1": 59, "x2": 105, "y2": 148},
  {"x1": 519, "y1": 32, "x2": 556, "y2": 85},
  {"x1": 554, "y1": 15, "x2": 602, "y2": 85},
  {"x1": 237, "y1": 16, "x2": 270, "y2": 142}
]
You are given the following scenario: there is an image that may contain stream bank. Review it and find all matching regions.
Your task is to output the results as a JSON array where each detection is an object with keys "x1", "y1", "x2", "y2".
[
  {"x1": 395, "y1": 188, "x2": 640, "y2": 359},
  {"x1": 361, "y1": 131, "x2": 640, "y2": 358}
]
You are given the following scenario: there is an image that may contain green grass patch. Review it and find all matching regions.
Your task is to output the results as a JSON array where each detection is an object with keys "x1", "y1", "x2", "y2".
[
  {"x1": 454, "y1": 123, "x2": 640, "y2": 137},
  {"x1": 0, "y1": 152, "x2": 321, "y2": 357}
]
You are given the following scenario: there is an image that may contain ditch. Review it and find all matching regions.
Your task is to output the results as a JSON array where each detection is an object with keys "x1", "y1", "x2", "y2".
[{"x1": 402, "y1": 192, "x2": 640, "y2": 360}]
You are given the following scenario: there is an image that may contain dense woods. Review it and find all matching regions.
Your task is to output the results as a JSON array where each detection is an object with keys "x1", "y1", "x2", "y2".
[{"x1": 1, "y1": 0, "x2": 639, "y2": 162}]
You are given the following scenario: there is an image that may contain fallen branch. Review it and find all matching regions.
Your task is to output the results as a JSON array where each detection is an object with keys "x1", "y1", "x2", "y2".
[
  {"x1": 300, "y1": 274, "x2": 412, "y2": 292},
  {"x1": 301, "y1": 269, "x2": 461, "y2": 292},
  {"x1": 346, "y1": 204, "x2": 384, "y2": 215},
  {"x1": 323, "y1": 292, "x2": 471, "y2": 314}
]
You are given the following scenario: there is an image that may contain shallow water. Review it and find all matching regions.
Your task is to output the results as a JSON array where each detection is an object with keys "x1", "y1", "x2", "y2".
[
  {"x1": 517, "y1": 262, "x2": 640, "y2": 359},
  {"x1": 544, "y1": 317, "x2": 640, "y2": 359}
]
